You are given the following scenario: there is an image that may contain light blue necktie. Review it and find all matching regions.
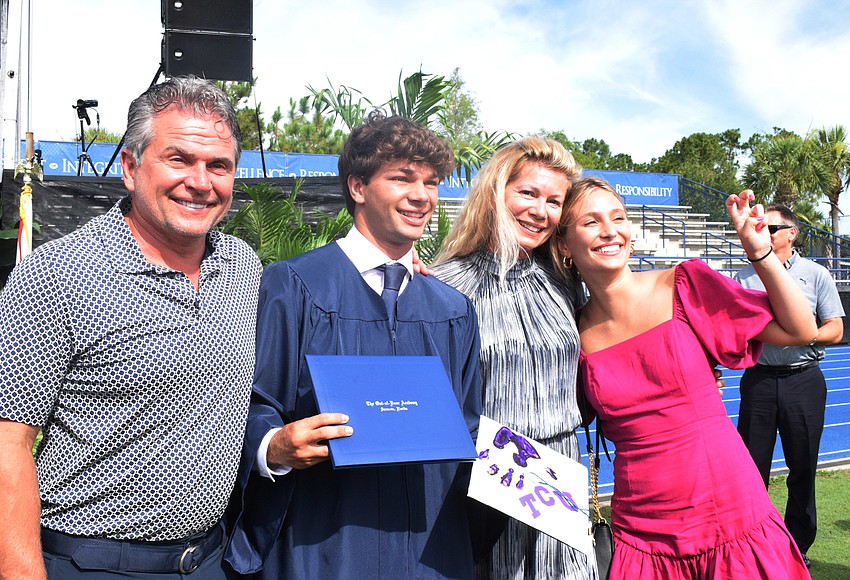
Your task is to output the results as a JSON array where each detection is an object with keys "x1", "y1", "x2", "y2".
[{"x1": 380, "y1": 263, "x2": 407, "y2": 329}]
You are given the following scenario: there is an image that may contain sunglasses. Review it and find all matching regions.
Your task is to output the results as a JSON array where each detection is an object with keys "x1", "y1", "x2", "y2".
[{"x1": 767, "y1": 224, "x2": 794, "y2": 234}]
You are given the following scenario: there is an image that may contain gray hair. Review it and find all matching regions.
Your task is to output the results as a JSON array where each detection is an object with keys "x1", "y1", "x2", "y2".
[{"x1": 124, "y1": 75, "x2": 242, "y2": 165}]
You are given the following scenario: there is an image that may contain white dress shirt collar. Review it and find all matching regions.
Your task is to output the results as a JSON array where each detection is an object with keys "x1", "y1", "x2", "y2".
[{"x1": 336, "y1": 226, "x2": 414, "y2": 294}]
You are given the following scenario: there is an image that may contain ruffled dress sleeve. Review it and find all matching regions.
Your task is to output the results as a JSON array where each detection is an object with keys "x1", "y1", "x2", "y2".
[{"x1": 675, "y1": 259, "x2": 773, "y2": 369}]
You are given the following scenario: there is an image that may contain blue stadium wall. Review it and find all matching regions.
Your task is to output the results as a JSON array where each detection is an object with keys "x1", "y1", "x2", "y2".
[{"x1": 24, "y1": 140, "x2": 681, "y2": 207}]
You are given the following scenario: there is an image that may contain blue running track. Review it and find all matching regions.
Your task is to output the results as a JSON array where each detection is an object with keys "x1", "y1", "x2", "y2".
[{"x1": 585, "y1": 345, "x2": 850, "y2": 496}]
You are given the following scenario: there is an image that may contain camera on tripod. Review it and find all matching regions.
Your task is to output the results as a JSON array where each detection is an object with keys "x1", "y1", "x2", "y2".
[
  {"x1": 73, "y1": 99, "x2": 98, "y2": 124},
  {"x1": 72, "y1": 98, "x2": 100, "y2": 176}
]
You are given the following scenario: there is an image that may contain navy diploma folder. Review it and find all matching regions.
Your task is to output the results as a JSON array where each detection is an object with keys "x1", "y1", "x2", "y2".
[{"x1": 306, "y1": 355, "x2": 477, "y2": 469}]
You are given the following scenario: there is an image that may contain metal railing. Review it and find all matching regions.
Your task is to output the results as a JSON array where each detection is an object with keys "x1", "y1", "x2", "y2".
[
  {"x1": 436, "y1": 177, "x2": 850, "y2": 284},
  {"x1": 630, "y1": 254, "x2": 750, "y2": 277},
  {"x1": 672, "y1": 178, "x2": 850, "y2": 284},
  {"x1": 638, "y1": 205, "x2": 689, "y2": 250}
]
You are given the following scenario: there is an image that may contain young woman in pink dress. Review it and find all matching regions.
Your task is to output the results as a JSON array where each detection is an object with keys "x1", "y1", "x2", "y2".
[{"x1": 551, "y1": 176, "x2": 813, "y2": 578}]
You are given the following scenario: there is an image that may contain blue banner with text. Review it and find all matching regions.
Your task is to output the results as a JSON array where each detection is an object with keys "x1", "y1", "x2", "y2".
[
  {"x1": 24, "y1": 141, "x2": 678, "y2": 205},
  {"x1": 584, "y1": 169, "x2": 678, "y2": 206}
]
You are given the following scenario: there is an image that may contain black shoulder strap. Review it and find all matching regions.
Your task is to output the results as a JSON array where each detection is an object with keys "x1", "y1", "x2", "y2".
[{"x1": 584, "y1": 422, "x2": 612, "y2": 465}]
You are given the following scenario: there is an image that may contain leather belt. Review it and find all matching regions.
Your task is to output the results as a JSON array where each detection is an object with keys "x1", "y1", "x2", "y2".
[
  {"x1": 41, "y1": 523, "x2": 223, "y2": 574},
  {"x1": 753, "y1": 360, "x2": 819, "y2": 377}
]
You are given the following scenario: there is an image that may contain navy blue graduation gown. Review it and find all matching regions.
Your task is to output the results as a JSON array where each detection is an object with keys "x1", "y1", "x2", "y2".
[{"x1": 225, "y1": 243, "x2": 482, "y2": 579}]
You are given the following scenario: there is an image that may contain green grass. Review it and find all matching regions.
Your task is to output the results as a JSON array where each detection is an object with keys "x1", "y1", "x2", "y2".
[
  {"x1": 599, "y1": 469, "x2": 850, "y2": 579},
  {"x1": 769, "y1": 470, "x2": 850, "y2": 579}
]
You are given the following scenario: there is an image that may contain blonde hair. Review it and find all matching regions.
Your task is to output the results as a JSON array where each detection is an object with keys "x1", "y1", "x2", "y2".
[
  {"x1": 434, "y1": 136, "x2": 580, "y2": 279},
  {"x1": 550, "y1": 176, "x2": 624, "y2": 280}
]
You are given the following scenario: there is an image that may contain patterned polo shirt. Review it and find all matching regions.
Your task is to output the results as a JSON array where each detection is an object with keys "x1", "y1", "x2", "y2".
[{"x1": 0, "y1": 197, "x2": 262, "y2": 541}]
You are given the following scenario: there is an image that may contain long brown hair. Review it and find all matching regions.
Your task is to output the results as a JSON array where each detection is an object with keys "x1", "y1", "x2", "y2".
[{"x1": 550, "y1": 176, "x2": 625, "y2": 280}]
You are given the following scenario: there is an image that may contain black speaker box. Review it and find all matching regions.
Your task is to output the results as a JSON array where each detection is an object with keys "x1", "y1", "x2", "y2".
[
  {"x1": 162, "y1": 31, "x2": 253, "y2": 82},
  {"x1": 162, "y1": 0, "x2": 252, "y2": 34}
]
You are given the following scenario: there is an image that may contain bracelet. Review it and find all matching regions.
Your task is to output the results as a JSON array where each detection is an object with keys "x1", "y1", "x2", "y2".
[{"x1": 748, "y1": 246, "x2": 773, "y2": 263}]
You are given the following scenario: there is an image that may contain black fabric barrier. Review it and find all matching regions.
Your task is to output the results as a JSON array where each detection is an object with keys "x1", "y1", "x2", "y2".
[
  {"x1": 0, "y1": 170, "x2": 344, "y2": 286},
  {"x1": 838, "y1": 290, "x2": 850, "y2": 344}
]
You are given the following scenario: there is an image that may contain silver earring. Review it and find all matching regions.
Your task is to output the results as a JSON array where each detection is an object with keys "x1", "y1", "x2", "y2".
[{"x1": 562, "y1": 256, "x2": 573, "y2": 269}]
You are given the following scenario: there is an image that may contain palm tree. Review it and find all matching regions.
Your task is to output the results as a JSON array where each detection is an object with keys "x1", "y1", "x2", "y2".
[
  {"x1": 310, "y1": 69, "x2": 518, "y2": 258},
  {"x1": 744, "y1": 132, "x2": 828, "y2": 208},
  {"x1": 308, "y1": 80, "x2": 372, "y2": 132},
  {"x1": 811, "y1": 126, "x2": 850, "y2": 236},
  {"x1": 311, "y1": 69, "x2": 513, "y2": 187},
  {"x1": 220, "y1": 181, "x2": 352, "y2": 266}
]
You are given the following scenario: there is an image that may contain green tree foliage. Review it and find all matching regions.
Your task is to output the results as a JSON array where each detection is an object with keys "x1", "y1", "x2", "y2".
[
  {"x1": 576, "y1": 137, "x2": 641, "y2": 171},
  {"x1": 538, "y1": 131, "x2": 639, "y2": 171},
  {"x1": 220, "y1": 181, "x2": 352, "y2": 266},
  {"x1": 743, "y1": 129, "x2": 829, "y2": 208},
  {"x1": 437, "y1": 68, "x2": 483, "y2": 150},
  {"x1": 649, "y1": 131, "x2": 743, "y2": 193},
  {"x1": 647, "y1": 130, "x2": 745, "y2": 218},
  {"x1": 536, "y1": 130, "x2": 573, "y2": 152},
  {"x1": 414, "y1": 204, "x2": 452, "y2": 265},
  {"x1": 452, "y1": 130, "x2": 515, "y2": 183},
  {"x1": 309, "y1": 80, "x2": 372, "y2": 132},
  {"x1": 82, "y1": 127, "x2": 124, "y2": 144},
  {"x1": 793, "y1": 199, "x2": 829, "y2": 230},
  {"x1": 810, "y1": 126, "x2": 850, "y2": 236},
  {"x1": 217, "y1": 80, "x2": 349, "y2": 154},
  {"x1": 792, "y1": 199, "x2": 831, "y2": 257},
  {"x1": 386, "y1": 70, "x2": 452, "y2": 127},
  {"x1": 312, "y1": 68, "x2": 513, "y2": 184},
  {"x1": 216, "y1": 80, "x2": 258, "y2": 150},
  {"x1": 267, "y1": 97, "x2": 347, "y2": 154},
  {"x1": 433, "y1": 69, "x2": 511, "y2": 178}
]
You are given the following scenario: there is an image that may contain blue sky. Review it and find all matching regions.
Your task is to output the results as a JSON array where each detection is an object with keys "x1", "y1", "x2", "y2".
[{"x1": 7, "y1": 1, "x2": 850, "y2": 172}]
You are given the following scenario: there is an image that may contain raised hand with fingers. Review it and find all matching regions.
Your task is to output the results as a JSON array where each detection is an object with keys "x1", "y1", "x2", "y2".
[
  {"x1": 725, "y1": 190, "x2": 816, "y2": 346},
  {"x1": 725, "y1": 190, "x2": 772, "y2": 263}
]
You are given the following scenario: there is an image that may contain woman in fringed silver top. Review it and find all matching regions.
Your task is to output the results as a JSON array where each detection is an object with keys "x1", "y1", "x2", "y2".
[{"x1": 432, "y1": 137, "x2": 597, "y2": 580}]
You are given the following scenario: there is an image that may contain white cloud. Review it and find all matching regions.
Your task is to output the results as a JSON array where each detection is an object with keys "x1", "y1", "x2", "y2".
[
  {"x1": 8, "y1": 0, "x2": 850, "y2": 168},
  {"x1": 704, "y1": 0, "x2": 850, "y2": 136}
]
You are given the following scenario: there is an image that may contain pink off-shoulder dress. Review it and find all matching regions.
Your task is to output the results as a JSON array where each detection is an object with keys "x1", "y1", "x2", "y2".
[{"x1": 579, "y1": 259, "x2": 809, "y2": 579}]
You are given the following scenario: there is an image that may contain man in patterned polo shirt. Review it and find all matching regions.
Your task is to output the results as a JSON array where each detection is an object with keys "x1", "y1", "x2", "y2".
[{"x1": 0, "y1": 76, "x2": 262, "y2": 579}]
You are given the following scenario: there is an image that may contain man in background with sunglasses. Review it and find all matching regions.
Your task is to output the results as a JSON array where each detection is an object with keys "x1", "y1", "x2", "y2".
[{"x1": 735, "y1": 203, "x2": 844, "y2": 569}]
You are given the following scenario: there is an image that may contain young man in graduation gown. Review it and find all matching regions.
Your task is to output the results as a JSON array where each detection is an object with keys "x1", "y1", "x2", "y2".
[{"x1": 224, "y1": 110, "x2": 482, "y2": 579}]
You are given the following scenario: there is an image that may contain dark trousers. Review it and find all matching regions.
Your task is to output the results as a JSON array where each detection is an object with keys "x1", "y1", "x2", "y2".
[
  {"x1": 737, "y1": 365, "x2": 826, "y2": 553},
  {"x1": 41, "y1": 523, "x2": 229, "y2": 579},
  {"x1": 43, "y1": 545, "x2": 228, "y2": 579}
]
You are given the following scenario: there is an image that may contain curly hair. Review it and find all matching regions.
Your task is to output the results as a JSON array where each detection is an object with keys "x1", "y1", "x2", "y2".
[{"x1": 338, "y1": 110, "x2": 456, "y2": 215}]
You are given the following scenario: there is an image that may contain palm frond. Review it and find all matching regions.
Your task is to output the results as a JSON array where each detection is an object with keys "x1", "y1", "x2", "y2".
[
  {"x1": 221, "y1": 179, "x2": 352, "y2": 266},
  {"x1": 415, "y1": 203, "x2": 452, "y2": 265},
  {"x1": 308, "y1": 80, "x2": 371, "y2": 131},
  {"x1": 454, "y1": 130, "x2": 516, "y2": 183},
  {"x1": 385, "y1": 71, "x2": 451, "y2": 128}
]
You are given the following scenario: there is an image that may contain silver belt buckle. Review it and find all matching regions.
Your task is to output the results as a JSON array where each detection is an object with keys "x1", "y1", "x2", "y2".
[{"x1": 179, "y1": 544, "x2": 199, "y2": 574}]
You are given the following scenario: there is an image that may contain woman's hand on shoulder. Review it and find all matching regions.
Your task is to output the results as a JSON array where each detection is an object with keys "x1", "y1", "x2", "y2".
[{"x1": 412, "y1": 248, "x2": 432, "y2": 276}]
